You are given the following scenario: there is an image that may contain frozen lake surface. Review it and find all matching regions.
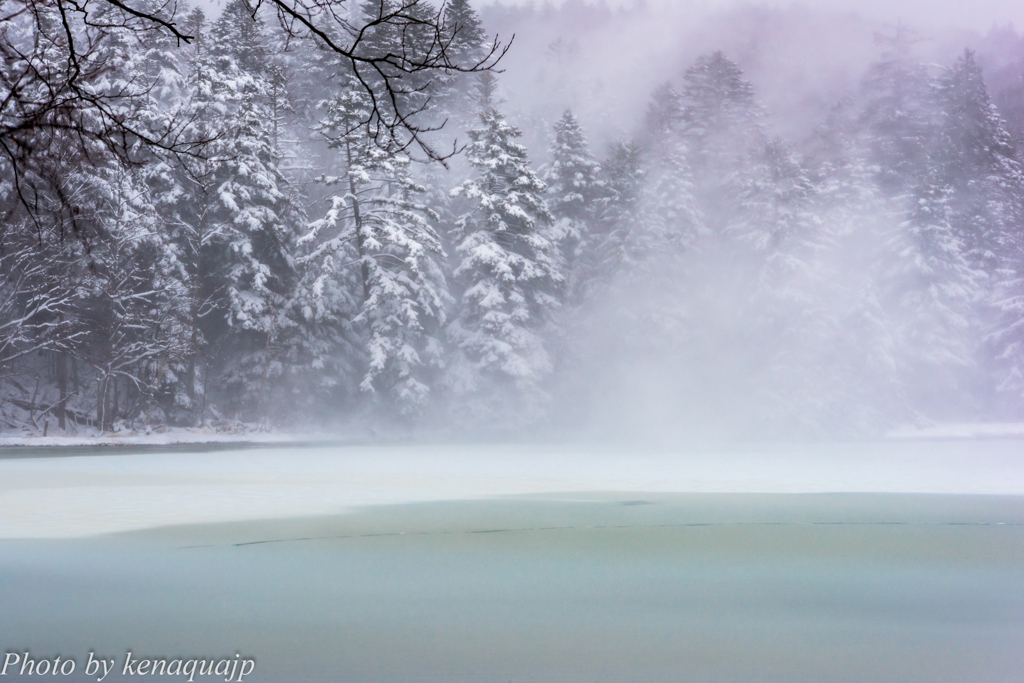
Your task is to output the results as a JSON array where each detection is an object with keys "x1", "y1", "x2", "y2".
[{"x1": 0, "y1": 441, "x2": 1023, "y2": 682}]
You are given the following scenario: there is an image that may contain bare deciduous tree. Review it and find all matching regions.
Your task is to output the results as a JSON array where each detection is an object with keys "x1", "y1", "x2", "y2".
[{"x1": 0, "y1": 0, "x2": 507, "y2": 224}]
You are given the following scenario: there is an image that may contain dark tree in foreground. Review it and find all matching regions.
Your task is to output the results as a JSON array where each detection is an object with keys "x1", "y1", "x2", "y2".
[{"x1": 0, "y1": 0, "x2": 507, "y2": 225}]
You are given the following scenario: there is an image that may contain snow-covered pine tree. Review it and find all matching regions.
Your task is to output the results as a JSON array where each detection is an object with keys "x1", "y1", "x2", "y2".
[
  {"x1": 590, "y1": 133, "x2": 702, "y2": 428},
  {"x1": 927, "y1": 50, "x2": 1024, "y2": 413},
  {"x1": 545, "y1": 110, "x2": 601, "y2": 227},
  {"x1": 215, "y1": 94, "x2": 302, "y2": 403},
  {"x1": 993, "y1": 257, "x2": 1024, "y2": 410},
  {"x1": 446, "y1": 75, "x2": 563, "y2": 422},
  {"x1": 883, "y1": 171, "x2": 983, "y2": 418},
  {"x1": 730, "y1": 138, "x2": 816, "y2": 253},
  {"x1": 925, "y1": 51, "x2": 1024, "y2": 412},
  {"x1": 95, "y1": 15, "x2": 196, "y2": 427},
  {"x1": 628, "y1": 139, "x2": 703, "y2": 270},
  {"x1": 858, "y1": 25, "x2": 936, "y2": 196},
  {"x1": 591, "y1": 140, "x2": 644, "y2": 280},
  {"x1": 992, "y1": 61, "x2": 1024, "y2": 151},
  {"x1": 932, "y1": 49, "x2": 1024, "y2": 276},
  {"x1": 207, "y1": 0, "x2": 268, "y2": 75},
  {"x1": 140, "y1": 8, "x2": 219, "y2": 423},
  {"x1": 543, "y1": 110, "x2": 604, "y2": 304},
  {"x1": 444, "y1": 0, "x2": 489, "y2": 67},
  {"x1": 641, "y1": 83, "x2": 684, "y2": 144},
  {"x1": 357, "y1": 170, "x2": 448, "y2": 414},
  {"x1": 627, "y1": 81, "x2": 706, "y2": 270},
  {"x1": 351, "y1": 0, "x2": 436, "y2": 146},
  {"x1": 679, "y1": 52, "x2": 764, "y2": 231},
  {"x1": 731, "y1": 137, "x2": 859, "y2": 434},
  {"x1": 681, "y1": 51, "x2": 758, "y2": 133},
  {"x1": 124, "y1": 6, "x2": 215, "y2": 424},
  {"x1": 303, "y1": 75, "x2": 449, "y2": 416},
  {"x1": 437, "y1": 0, "x2": 491, "y2": 121},
  {"x1": 167, "y1": 0, "x2": 303, "y2": 422},
  {"x1": 798, "y1": 101, "x2": 903, "y2": 432},
  {"x1": 857, "y1": 44, "x2": 1024, "y2": 419}
]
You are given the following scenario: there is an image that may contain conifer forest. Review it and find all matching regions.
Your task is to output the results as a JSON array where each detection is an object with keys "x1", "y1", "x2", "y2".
[{"x1": 3, "y1": 0, "x2": 1024, "y2": 439}]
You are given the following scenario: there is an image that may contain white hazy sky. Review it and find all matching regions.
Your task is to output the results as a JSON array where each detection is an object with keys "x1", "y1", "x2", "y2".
[
  {"x1": 475, "y1": 0, "x2": 1024, "y2": 33},
  {"x1": 189, "y1": 1, "x2": 1024, "y2": 32},
  {"x1": 190, "y1": 0, "x2": 1024, "y2": 33}
]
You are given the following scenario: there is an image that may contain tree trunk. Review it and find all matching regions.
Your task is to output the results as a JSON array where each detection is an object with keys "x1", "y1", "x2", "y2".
[
  {"x1": 97, "y1": 378, "x2": 105, "y2": 433},
  {"x1": 55, "y1": 351, "x2": 68, "y2": 430},
  {"x1": 188, "y1": 356, "x2": 196, "y2": 403},
  {"x1": 97, "y1": 376, "x2": 115, "y2": 433},
  {"x1": 111, "y1": 377, "x2": 119, "y2": 429},
  {"x1": 188, "y1": 302, "x2": 200, "y2": 424},
  {"x1": 199, "y1": 364, "x2": 209, "y2": 426},
  {"x1": 257, "y1": 315, "x2": 276, "y2": 420},
  {"x1": 347, "y1": 140, "x2": 371, "y2": 303},
  {"x1": 187, "y1": 202, "x2": 207, "y2": 423}
]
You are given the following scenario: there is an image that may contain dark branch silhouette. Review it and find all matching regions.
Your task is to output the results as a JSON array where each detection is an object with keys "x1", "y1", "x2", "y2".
[{"x1": 0, "y1": 0, "x2": 509, "y2": 225}]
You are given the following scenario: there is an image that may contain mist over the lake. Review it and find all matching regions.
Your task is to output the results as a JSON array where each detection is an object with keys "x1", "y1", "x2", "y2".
[
  {"x1": 468, "y1": 1, "x2": 1024, "y2": 440},
  {"x1": 2, "y1": 0, "x2": 1024, "y2": 441}
]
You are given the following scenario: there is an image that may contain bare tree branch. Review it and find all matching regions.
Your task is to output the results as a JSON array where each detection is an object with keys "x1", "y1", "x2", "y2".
[{"x1": 1, "y1": 0, "x2": 509, "y2": 224}]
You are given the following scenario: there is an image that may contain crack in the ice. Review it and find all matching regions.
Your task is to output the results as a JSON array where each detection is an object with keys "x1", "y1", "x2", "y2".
[{"x1": 177, "y1": 520, "x2": 1022, "y2": 549}]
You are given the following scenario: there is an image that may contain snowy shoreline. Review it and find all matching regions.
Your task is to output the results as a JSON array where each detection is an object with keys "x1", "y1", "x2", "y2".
[
  {"x1": 0, "y1": 431, "x2": 334, "y2": 450},
  {"x1": 2, "y1": 421, "x2": 1024, "y2": 451},
  {"x1": 4, "y1": 419, "x2": 1024, "y2": 447},
  {"x1": 1, "y1": 439, "x2": 1023, "y2": 539}
]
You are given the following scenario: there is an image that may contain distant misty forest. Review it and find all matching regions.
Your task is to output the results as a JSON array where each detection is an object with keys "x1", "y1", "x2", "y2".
[{"x1": 2, "y1": 0, "x2": 1024, "y2": 438}]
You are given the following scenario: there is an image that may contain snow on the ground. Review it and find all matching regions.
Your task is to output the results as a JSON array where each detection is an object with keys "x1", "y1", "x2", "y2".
[
  {"x1": 5, "y1": 420, "x2": 1022, "y2": 448},
  {"x1": 1, "y1": 440, "x2": 1022, "y2": 539},
  {"x1": 0, "y1": 429, "x2": 321, "y2": 448}
]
